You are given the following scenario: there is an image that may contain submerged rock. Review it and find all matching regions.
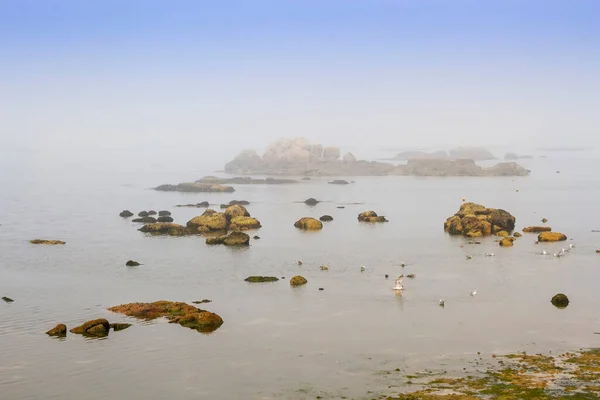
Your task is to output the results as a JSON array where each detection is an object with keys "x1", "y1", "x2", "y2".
[
  {"x1": 119, "y1": 210, "x2": 134, "y2": 217},
  {"x1": 538, "y1": 232, "x2": 567, "y2": 242},
  {"x1": 30, "y1": 239, "x2": 66, "y2": 245},
  {"x1": 444, "y1": 202, "x2": 515, "y2": 237},
  {"x1": 523, "y1": 226, "x2": 552, "y2": 233},
  {"x1": 46, "y1": 323, "x2": 67, "y2": 337},
  {"x1": 2, "y1": 296, "x2": 14, "y2": 303},
  {"x1": 320, "y1": 215, "x2": 333, "y2": 222},
  {"x1": 108, "y1": 301, "x2": 224, "y2": 333},
  {"x1": 158, "y1": 211, "x2": 171, "y2": 216},
  {"x1": 290, "y1": 275, "x2": 308, "y2": 286},
  {"x1": 132, "y1": 216, "x2": 157, "y2": 223},
  {"x1": 358, "y1": 211, "x2": 388, "y2": 223},
  {"x1": 110, "y1": 323, "x2": 132, "y2": 331},
  {"x1": 157, "y1": 216, "x2": 174, "y2": 223},
  {"x1": 304, "y1": 198, "x2": 319, "y2": 206},
  {"x1": 294, "y1": 217, "x2": 323, "y2": 230},
  {"x1": 70, "y1": 318, "x2": 110, "y2": 337},
  {"x1": 125, "y1": 260, "x2": 140, "y2": 267},
  {"x1": 138, "y1": 223, "x2": 189, "y2": 236},
  {"x1": 192, "y1": 299, "x2": 212, "y2": 304},
  {"x1": 329, "y1": 180, "x2": 349, "y2": 185},
  {"x1": 551, "y1": 293, "x2": 569, "y2": 308},
  {"x1": 175, "y1": 202, "x2": 210, "y2": 208},
  {"x1": 244, "y1": 276, "x2": 279, "y2": 283}
]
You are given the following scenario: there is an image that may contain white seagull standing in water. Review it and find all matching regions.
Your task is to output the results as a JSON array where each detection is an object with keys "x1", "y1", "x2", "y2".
[
  {"x1": 360, "y1": 265, "x2": 366, "y2": 272},
  {"x1": 439, "y1": 299, "x2": 445, "y2": 307},
  {"x1": 393, "y1": 275, "x2": 404, "y2": 290},
  {"x1": 485, "y1": 252, "x2": 495, "y2": 257},
  {"x1": 542, "y1": 250, "x2": 547, "y2": 255},
  {"x1": 470, "y1": 290, "x2": 477, "y2": 296}
]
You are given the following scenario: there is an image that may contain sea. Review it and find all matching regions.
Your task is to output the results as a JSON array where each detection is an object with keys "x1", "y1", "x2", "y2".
[{"x1": 1, "y1": 146, "x2": 599, "y2": 399}]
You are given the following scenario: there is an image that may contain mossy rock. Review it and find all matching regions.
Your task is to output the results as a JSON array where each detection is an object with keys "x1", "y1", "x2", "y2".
[
  {"x1": 110, "y1": 323, "x2": 132, "y2": 331},
  {"x1": 496, "y1": 230, "x2": 510, "y2": 237},
  {"x1": 290, "y1": 275, "x2": 308, "y2": 286},
  {"x1": 228, "y1": 216, "x2": 261, "y2": 230},
  {"x1": 46, "y1": 323, "x2": 67, "y2": 337},
  {"x1": 523, "y1": 226, "x2": 552, "y2": 233},
  {"x1": 245, "y1": 276, "x2": 279, "y2": 283},
  {"x1": 2, "y1": 296, "x2": 14, "y2": 303},
  {"x1": 224, "y1": 204, "x2": 250, "y2": 220},
  {"x1": 30, "y1": 239, "x2": 66, "y2": 245},
  {"x1": 205, "y1": 236, "x2": 225, "y2": 245},
  {"x1": 513, "y1": 232, "x2": 522, "y2": 237},
  {"x1": 70, "y1": 318, "x2": 110, "y2": 337},
  {"x1": 119, "y1": 210, "x2": 134, "y2": 217},
  {"x1": 538, "y1": 232, "x2": 567, "y2": 242},
  {"x1": 358, "y1": 211, "x2": 388, "y2": 223},
  {"x1": 186, "y1": 209, "x2": 228, "y2": 233},
  {"x1": 444, "y1": 203, "x2": 515, "y2": 237},
  {"x1": 294, "y1": 217, "x2": 323, "y2": 230},
  {"x1": 206, "y1": 231, "x2": 250, "y2": 246},
  {"x1": 551, "y1": 293, "x2": 569, "y2": 308},
  {"x1": 125, "y1": 260, "x2": 140, "y2": 267},
  {"x1": 499, "y1": 237, "x2": 515, "y2": 247},
  {"x1": 108, "y1": 301, "x2": 223, "y2": 333},
  {"x1": 139, "y1": 223, "x2": 189, "y2": 236}
]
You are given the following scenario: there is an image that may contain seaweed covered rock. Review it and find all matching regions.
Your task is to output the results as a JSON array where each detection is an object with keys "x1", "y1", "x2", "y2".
[
  {"x1": 224, "y1": 204, "x2": 250, "y2": 220},
  {"x1": 538, "y1": 232, "x2": 567, "y2": 242},
  {"x1": 187, "y1": 210, "x2": 228, "y2": 233},
  {"x1": 444, "y1": 203, "x2": 515, "y2": 237},
  {"x1": 30, "y1": 239, "x2": 66, "y2": 245},
  {"x1": 523, "y1": 226, "x2": 552, "y2": 233},
  {"x1": 513, "y1": 232, "x2": 522, "y2": 237},
  {"x1": 496, "y1": 231, "x2": 510, "y2": 237},
  {"x1": 126, "y1": 260, "x2": 140, "y2": 267},
  {"x1": 46, "y1": 323, "x2": 67, "y2": 337},
  {"x1": 132, "y1": 216, "x2": 157, "y2": 223},
  {"x1": 2, "y1": 296, "x2": 14, "y2": 303},
  {"x1": 108, "y1": 301, "x2": 223, "y2": 333},
  {"x1": 139, "y1": 223, "x2": 189, "y2": 236},
  {"x1": 157, "y1": 216, "x2": 174, "y2": 223},
  {"x1": 294, "y1": 217, "x2": 323, "y2": 230},
  {"x1": 70, "y1": 318, "x2": 110, "y2": 337},
  {"x1": 245, "y1": 276, "x2": 279, "y2": 283},
  {"x1": 551, "y1": 293, "x2": 569, "y2": 308},
  {"x1": 358, "y1": 211, "x2": 388, "y2": 223},
  {"x1": 499, "y1": 237, "x2": 515, "y2": 247},
  {"x1": 228, "y1": 216, "x2": 261, "y2": 230},
  {"x1": 290, "y1": 275, "x2": 308, "y2": 286},
  {"x1": 228, "y1": 200, "x2": 250, "y2": 206},
  {"x1": 119, "y1": 210, "x2": 134, "y2": 217},
  {"x1": 320, "y1": 215, "x2": 333, "y2": 222}
]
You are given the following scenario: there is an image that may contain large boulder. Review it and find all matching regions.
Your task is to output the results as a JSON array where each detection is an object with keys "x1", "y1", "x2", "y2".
[
  {"x1": 309, "y1": 144, "x2": 324, "y2": 160},
  {"x1": 139, "y1": 223, "x2": 189, "y2": 236},
  {"x1": 262, "y1": 138, "x2": 311, "y2": 165},
  {"x1": 323, "y1": 146, "x2": 341, "y2": 160},
  {"x1": 224, "y1": 149, "x2": 265, "y2": 173},
  {"x1": 444, "y1": 203, "x2": 515, "y2": 237},
  {"x1": 294, "y1": 217, "x2": 323, "y2": 230},
  {"x1": 187, "y1": 210, "x2": 228, "y2": 233},
  {"x1": 358, "y1": 211, "x2": 388, "y2": 223},
  {"x1": 538, "y1": 232, "x2": 567, "y2": 242},
  {"x1": 224, "y1": 204, "x2": 250, "y2": 220},
  {"x1": 70, "y1": 318, "x2": 110, "y2": 337},
  {"x1": 108, "y1": 301, "x2": 223, "y2": 333}
]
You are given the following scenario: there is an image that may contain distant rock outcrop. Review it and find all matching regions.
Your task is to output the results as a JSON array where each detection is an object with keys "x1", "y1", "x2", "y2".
[
  {"x1": 155, "y1": 183, "x2": 234, "y2": 193},
  {"x1": 393, "y1": 150, "x2": 448, "y2": 160},
  {"x1": 224, "y1": 138, "x2": 529, "y2": 177},
  {"x1": 505, "y1": 152, "x2": 533, "y2": 160}
]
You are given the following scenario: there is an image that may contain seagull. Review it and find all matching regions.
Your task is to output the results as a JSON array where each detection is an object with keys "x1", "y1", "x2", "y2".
[
  {"x1": 485, "y1": 253, "x2": 495, "y2": 257},
  {"x1": 569, "y1": 244, "x2": 575, "y2": 249},
  {"x1": 360, "y1": 265, "x2": 366, "y2": 272},
  {"x1": 470, "y1": 290, "x2": 477, "y2": 296},
  {"x1": 393, "y1": 275, "x2": 404, "y2": 290},
  {"x1": 553, "y1": 253, "x2": 561, "y2": 258},
  {"x1": 542, "y1": 250, "x2": 547, "y2": 255},
  {"x1": 439, "y1": 299, "x2": 445, "y2": 307}
]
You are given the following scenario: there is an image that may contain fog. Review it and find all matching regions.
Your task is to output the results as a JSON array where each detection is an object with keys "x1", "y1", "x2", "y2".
[{"x1": 2, "y1": 1, "x2": 599, "y2": 170}]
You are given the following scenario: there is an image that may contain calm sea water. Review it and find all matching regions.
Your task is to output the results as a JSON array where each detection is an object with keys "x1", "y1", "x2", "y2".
[{"x1": 1, "y1": 149, "x2": 600, "y2": 399}]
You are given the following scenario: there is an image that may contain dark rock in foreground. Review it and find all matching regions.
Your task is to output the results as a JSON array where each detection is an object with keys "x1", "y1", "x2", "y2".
[
  {"x1": 138, "y1": 211, "x2": 149, "y2": 217},
  {"x1": 119, "y1": 210, "x2": 134, "y2": 217},
  {"x1": 155, "y1": 182, "x2": 234, "y2": 193},
  {"x1": 245, "y1": 276, "x2": 279, "y2": 283},
  {"x1": 148, "y1": 210, "x2": 157, "y2": 216},
  {"x1": 108, "y1": 301, "x2": 224, "y2": 333},
  {"x1": 126, "y1": 260, "x2": 140, "y2": 267},
  {"x1": 70, "y1": 318, "x2": 110, "y2": 337},
  {"x1": 551, "y1": 293, "x2": 569, "y2": 308},
  {"x1": 444, "y1": 203, "x2": 515, "y2": 238},
  {"x1": 46, "y1": 323, "x2": 67, "y2": 337}
]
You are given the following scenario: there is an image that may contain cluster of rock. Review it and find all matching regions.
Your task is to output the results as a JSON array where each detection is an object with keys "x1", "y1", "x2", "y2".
[
  {"x1": 119, "y1": 210, "x2": 173, "y2": 223},
  {"x1": 224, "y1": 138, "x2": 530, "y2": 177},
  {"x1": 358, "y1": 211, "x2": 388, "y2": 223},
  {"x1": 154, "y1": 182, "x2": 235, "y2": 193},
  {"x1": 444, "y1": 203, "x2": 516, "y2": 238},
  {"x1": 108, "y1": 301, "x2": 223, "y2": 333},
  {"x1": 46, "y1": 319, "x2": 131, "y2": 338}
]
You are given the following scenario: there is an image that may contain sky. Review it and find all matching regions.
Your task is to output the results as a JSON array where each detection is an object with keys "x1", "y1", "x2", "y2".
[{"x1": 1, "y1": 0, "x2": 599, "y2": 165}]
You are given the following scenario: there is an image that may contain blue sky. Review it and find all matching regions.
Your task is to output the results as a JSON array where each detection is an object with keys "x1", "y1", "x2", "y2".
[{"x1": 1, "y1": 0, "x2": 599, "y2": 158}]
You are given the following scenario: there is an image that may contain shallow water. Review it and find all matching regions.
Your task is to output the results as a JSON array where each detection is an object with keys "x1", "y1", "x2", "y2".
[{"x1": 1, "y1": 151, "x2": 600, "y2": 399}]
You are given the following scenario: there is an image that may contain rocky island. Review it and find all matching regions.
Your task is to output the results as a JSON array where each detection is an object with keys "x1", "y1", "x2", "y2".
[{"x1": 224, "y1": 138, "x2": 529, "y2": 177}]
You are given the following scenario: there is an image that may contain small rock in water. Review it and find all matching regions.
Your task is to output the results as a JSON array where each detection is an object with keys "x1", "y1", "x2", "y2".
[
  {"x1": 245, "y1": 276, "x2": 279, "y2": 283},
  {"x1": 2, "y1": 296, "x2": 14, "y2": 303},
  {"x1": 126, "y1": 260, "x2": 140, "y2": 267},
  {"x1": 298, "y1": 260, "x2": 303, "y2": 265},
  {"x1": 119, "y1": 210, "x2": 134, "y2": 217},
  {"x1": 148, "y1": 210, "x2": 157, "y2": 216},
  {"x1": 158, "y1": 210, "x2": 171, "y2": 216},
  {"x1": 470, "y1": 290, "x2": 477, "y2": 296},
  {"x1": 337, "y1": 206, "x2": 345, "y2": 209},
  {"x1": 385, "y1": 274, "x2": 389, "y2": 279},
  {"x1": 253, "y1": 235, "x2": 261, "y2": 240},
  {"x1": 406, "y1": 274, "x2": 415, "y2": 279},
  {"x1": 192, "y1": 299, "x2": 212, "y2": 304},
  {"x1": 110, "y1": 323, "x2": 132, "y2": 331},
  {"x1": 46, "y1": 324, "x2": 67, "y2": 337},
  {"x1": 320, "y1": 265, "x2": 329, "y2": 271},
  {"x1": 157, "y1": 216, "x2": 174, "y2": 223},
  {"x1": 551, "y1": 293, "x2": 569, "y2": 308},
  {"x1": 439, "y1": 299, "x2": 445, "y2": 307},
  {"x1": 304, "y1": 198, "x2": 319, "y2": 206},
  {"x1": 138, "y1": 211, "x2": 149, "y2": 217},
  {"x1": 542, "y1": 218, "x2": 548, "y2": 223},
  {"x1": 290, "y1": 276, "x2": 307, "y2": 286},
  {"x1": 318, "y1": 288, "x2": 324, "y2": 291}
]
